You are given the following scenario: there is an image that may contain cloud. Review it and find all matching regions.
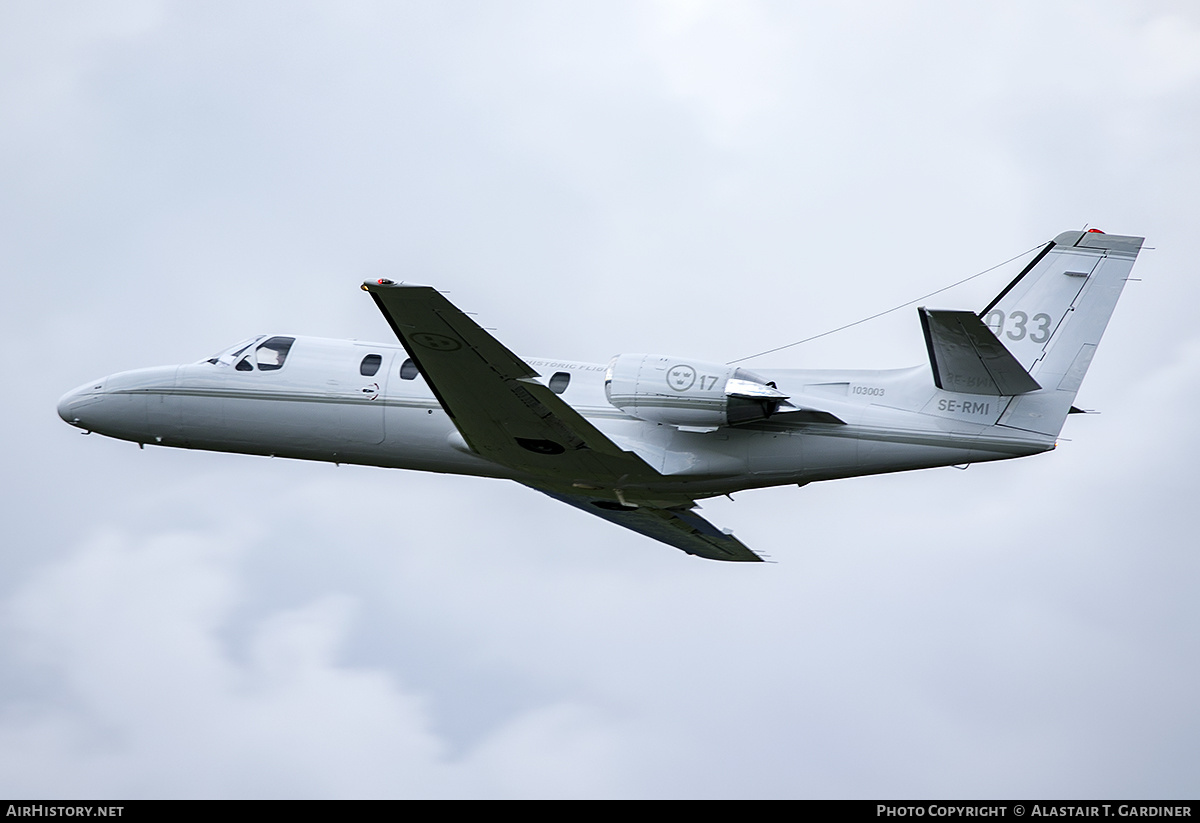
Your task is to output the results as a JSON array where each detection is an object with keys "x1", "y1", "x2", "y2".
[
  {"x1": 0, "y1": 530, "x2": 439, "y2": 797},
  {"x1": 0, "y1": 514, "x2": 663, "y2": 797}
]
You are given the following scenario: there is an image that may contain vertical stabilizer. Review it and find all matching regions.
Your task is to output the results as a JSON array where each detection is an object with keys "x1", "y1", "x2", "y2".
[{"x1": 982, "y1": 230, "x2": 1143, "y2": 436}]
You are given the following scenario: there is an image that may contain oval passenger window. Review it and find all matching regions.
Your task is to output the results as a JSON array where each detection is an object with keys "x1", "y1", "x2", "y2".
[
  {"x1": 360, "y1": 354, "x2": 382, "y2": 376},
  {"x1": 549, "y1": 371, "x2": 571, "y2": 394},
  {"x1": 399, "y1": 359, "x2": 420, "y2": 380}
]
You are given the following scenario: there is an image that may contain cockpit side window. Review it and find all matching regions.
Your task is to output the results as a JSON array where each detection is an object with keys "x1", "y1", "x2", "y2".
[{"x1": 255, "y1": 337, "x2": 295, "y2": 371}]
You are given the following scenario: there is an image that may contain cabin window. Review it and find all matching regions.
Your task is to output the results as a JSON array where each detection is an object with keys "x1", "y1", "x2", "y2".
[
  {"x1": 360, "y1": 354, "x2": 382, "y2": 377},
  {"x1": 549, "y1": 371, "x2": 571, "y2": 394},
  {"x1": 255, "y1": 337, "x2": 295, "y2": 371},
  {"x1": 400, "y1": 358, "x2": 419, "y2": 380}
]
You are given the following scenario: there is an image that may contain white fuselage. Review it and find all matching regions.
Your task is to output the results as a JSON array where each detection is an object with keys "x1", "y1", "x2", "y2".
[{"x1": 58, "y1": 335, "x2": 1053, "y2": 501}]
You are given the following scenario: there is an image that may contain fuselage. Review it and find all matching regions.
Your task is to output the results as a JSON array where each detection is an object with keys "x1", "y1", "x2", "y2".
[{"x1": 58, "y1": 334, "x2": 1054, "y2": 500}]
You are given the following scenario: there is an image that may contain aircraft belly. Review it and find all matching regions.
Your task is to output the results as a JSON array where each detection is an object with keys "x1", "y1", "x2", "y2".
[
  {"x1": 853, "y1": 438, "x2": 978, "y2": 476},
  {"x1": 143, "y1": 367, "x2": 183, "y2": 442},
  {"x1": 662, "y1": 428, "x2": 748, "y2": 475},
  {"x1": 745, "y1": 428, "x2": 807, "y2": 476},
  {"x1": 91, "y1": 391, "x2": 149, "y2": 442},
  {"x1": 378, "y1": 404, "x2": 514, "y2": 477},
  {"x1": 332, "y1": 394, "x2": 385, "y2": 444},
  {"x1": 800, "y1": 427, "x2": 1045, "y2": 481},
  {"x1": 180, "y1": 393, "x2": 223, "y2": 445},
  {"x1": 220, "y1": 394, "x2": 330, "y2": 449}
]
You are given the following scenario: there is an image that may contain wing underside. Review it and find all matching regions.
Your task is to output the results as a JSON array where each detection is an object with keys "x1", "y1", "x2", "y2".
[
  {"x1": 362, "y1": 281, "x2": 764, "y2": 562},
  {"x1": 362, "y1": 281, "x2": 657, "y2": 484},
  {"x1": 535, "y1": 488, "x2": 765, "y2": 562}
]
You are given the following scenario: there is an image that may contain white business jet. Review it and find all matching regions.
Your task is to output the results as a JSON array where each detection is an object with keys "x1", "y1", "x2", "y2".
[{"x1": 58, "y1": 229, "x2": 1143, "y2": 562}]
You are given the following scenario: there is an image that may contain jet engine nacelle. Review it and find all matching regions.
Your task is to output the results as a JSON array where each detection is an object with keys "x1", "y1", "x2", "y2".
[{"x1": 604, "y1": 354, "x2": 792, "y2": 429}]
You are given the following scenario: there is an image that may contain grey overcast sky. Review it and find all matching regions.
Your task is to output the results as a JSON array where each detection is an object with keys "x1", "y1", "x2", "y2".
[{"x1": 2, "y1": 0, "x2": 1199, "y2": 799}]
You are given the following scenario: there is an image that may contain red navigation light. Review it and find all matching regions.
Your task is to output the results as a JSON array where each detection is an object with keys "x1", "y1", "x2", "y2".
[{"x1": 1086, "y1": 228, "x2": 1105, "y2": 234}]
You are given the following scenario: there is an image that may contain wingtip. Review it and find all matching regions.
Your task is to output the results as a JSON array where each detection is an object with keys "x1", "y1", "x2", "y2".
[{"x1": 362, "y1": 278, "x2": 401, "y2": 293}]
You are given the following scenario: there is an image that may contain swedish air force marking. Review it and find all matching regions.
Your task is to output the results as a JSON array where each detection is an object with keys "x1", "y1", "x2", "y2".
[
  {"x1": 668, "y1": 364, "x2": 697, "y2": 392},
  {"x1": 412, "y1": 332, "x2": 462, "y2": 351}
]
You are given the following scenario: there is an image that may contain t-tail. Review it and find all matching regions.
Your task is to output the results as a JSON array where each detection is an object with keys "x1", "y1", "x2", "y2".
[{"x1": 920, "y1": 229, "x2": 1143, "y2": 438}]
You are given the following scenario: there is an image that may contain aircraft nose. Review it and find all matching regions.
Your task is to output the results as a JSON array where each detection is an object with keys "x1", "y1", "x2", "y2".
[
  {"x1": 57, "y1": 378, "x2": 106, "y2": 427},
  {"x1": 56, "y1": 391, "x2": 74, "y2": 424}
]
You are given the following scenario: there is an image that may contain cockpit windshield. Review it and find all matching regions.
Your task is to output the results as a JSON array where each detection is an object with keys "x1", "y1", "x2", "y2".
[
  {"x1": 204, "y1": 336, "x2": 264, "y2": 366},
  {"x1": 203, "y1": 336, "x2": 297, "y2": 372}
]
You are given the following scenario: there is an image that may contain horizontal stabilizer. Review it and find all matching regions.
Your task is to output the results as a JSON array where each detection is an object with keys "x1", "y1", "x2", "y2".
[
  {"x1": 535, "y1": 488, "x2": 764, "y2": 562},
  {"x1": 920, "y1": 308, "x2": 1041, "y2": 396}
]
